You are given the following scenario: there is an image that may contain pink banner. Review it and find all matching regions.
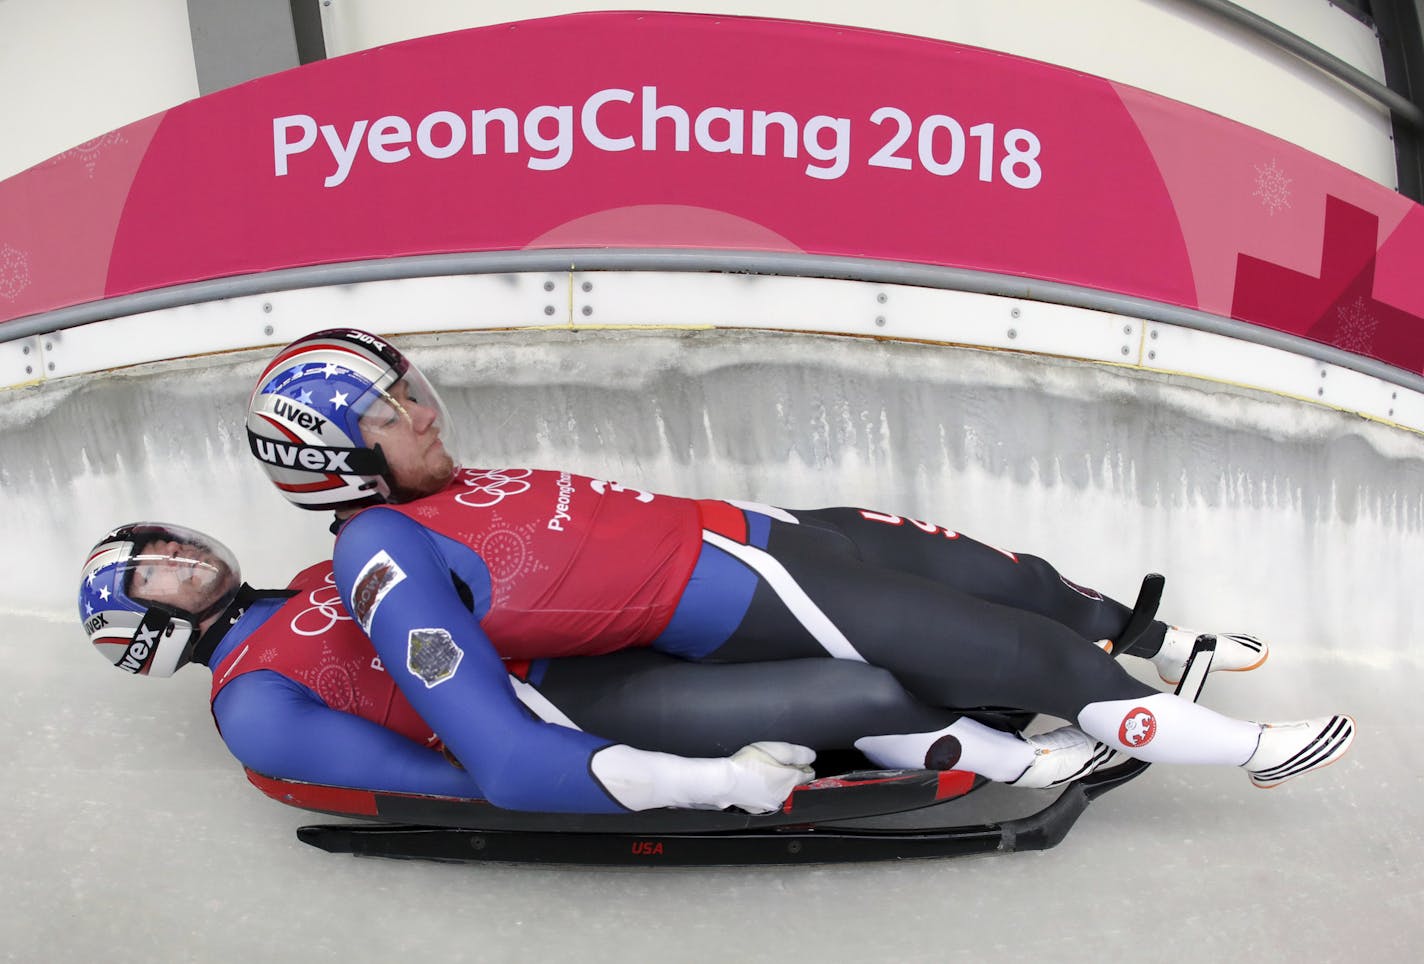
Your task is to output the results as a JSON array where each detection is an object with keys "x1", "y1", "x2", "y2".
[{"x1": 1, "y1": 12, "x2": 1421, "y2": 372}]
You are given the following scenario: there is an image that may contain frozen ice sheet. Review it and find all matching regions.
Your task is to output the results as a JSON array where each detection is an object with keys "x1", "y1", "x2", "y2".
[{"x1": 1, "y1": 330, "x2": 1418, "y2": 961}]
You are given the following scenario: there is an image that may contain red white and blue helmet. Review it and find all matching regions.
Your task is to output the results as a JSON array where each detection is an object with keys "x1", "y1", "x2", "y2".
[
  {"x1": 245, "y1": 328, "x2": 449, "y2": 510},
  {"x1": 78, "y1": 523, "x2": 241, "y2": 677}
]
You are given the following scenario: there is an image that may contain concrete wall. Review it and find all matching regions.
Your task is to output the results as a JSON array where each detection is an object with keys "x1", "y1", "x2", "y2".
[{"x1": 0, "y1": 0, "x2": 1399, "y2": 185}]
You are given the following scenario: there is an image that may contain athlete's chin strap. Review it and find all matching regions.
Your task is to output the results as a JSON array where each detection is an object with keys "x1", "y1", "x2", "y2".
[{"x1": 188, "y1": 583, "x2": 298, "y2": 668}]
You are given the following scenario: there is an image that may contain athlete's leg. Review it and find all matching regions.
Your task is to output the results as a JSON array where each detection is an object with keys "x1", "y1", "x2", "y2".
[
  {"x1": 709, "y1": 518, "x2": 1152, "y2": 717},
  {"x1": 790, "y1": 506, "x2": 1167, "y2": 654},
  {"x1": 792, "y1": 508, "x2": 1271, "y2": 678},
  {"x1": 706, "y1": 519, "x2": 1279, "y2": 772},
  {"x1": 531, "y1": 650, "x2": 955, "y2": 756},
  {"x1": 531, "y1": 650, "x2": 1052, "y2": 783}
]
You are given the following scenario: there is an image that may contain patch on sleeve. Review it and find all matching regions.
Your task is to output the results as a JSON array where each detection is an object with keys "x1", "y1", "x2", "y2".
[
  {"x1": 407, "y1": 628, "x2": 463, "y2": 688},
  {"x1": 351, "y1": 550, "x2": 405, "y2": 632}
]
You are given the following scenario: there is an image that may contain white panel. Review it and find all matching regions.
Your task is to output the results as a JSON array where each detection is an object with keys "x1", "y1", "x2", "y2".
[
  {"x1": 14, "y1": 270, "x2": 1423, "y2": 439},
  {"x1": 0, "y1": 334, "x2": 44, "y2": 387},
  {"x1": 574, "y1": 272, "x2": 1143, "y2": 365},
  {"x1": 318, "y1": 0, "x2": 1396, "y2": 187},
  {"x1": 877, "y1": 287, "x2": 1142, "y2": 365},
  {"x1": 1387, "y1": 377, "x2": 1424, "y2": 428},
  {"x1": 236, "y1": 270, "x2": 571, "y2": 340},
  {"x1": 1237, "y1": 0, "x2": 1383, "y2": 70},
  {"x1": 0, "y1": 0, "x2": 200, "y2": 181},
  {"x1": 570, "y1": 272, "x2": 879, "y2": 332},
  {"x1": 0, "y1": 2, "x2": 1393, "y2": 193},
  {"x1": 35, "y1": 271, "x2": 570, "y2": 379},
  {"x1": 1141, "y1": 322, "x2": 1424, "y2": 429}
]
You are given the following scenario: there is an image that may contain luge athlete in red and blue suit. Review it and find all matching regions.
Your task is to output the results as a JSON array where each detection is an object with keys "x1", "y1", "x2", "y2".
[
  {"x1": 236, "y1": 329, "x2": 1353, "y2": 813},
  {"x1": 81, "y1": 523, "x2": 972, "y2": 814}
]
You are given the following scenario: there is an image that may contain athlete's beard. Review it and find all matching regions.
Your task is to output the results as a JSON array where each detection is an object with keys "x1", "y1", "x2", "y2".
[{"x1": 388, "y1": 451, "x2": 459, "y2": 503}]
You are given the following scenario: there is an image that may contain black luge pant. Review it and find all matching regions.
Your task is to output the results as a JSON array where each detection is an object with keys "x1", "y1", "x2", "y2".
[{"x1": 710, "y1": 508, "x2": 1160, "y2": 721}]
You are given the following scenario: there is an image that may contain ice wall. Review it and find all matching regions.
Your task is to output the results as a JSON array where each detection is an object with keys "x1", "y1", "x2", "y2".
[{"x1": 7, "y1": 328, "x2": 1422, "y2": 658}]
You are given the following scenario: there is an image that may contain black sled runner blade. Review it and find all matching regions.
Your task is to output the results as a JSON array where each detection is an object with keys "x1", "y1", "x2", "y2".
[
  {"x1": 299, "y1": 815, "x2": 1019, "y2": 866},
  {"x1": 295, "y1": 576, "x2": 1210, "y2": 866}
]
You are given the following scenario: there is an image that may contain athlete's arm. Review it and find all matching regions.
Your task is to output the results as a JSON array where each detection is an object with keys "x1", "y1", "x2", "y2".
[
  {"x1": 333, "y1": 508, "x2": 810, "y2": 814},
  {"x1": 212, "y1": 671, "x2": 479, "y2": 796}
]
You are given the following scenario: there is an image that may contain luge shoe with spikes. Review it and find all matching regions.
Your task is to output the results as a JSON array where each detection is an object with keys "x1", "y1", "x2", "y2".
[
  {"x1": 1008, "y1": 726, "x2": 1116, "y2": 790},
  {"x1": 1244, "y1": 714, "x2": 1356, "y2": 788},
  {"x1": 1154, "y1": 629, "x2": 1269, "y2": 685}
]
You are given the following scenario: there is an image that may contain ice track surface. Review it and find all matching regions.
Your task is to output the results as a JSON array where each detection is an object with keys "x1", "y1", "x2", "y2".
[{"x1": 3, "y1": 330, "x2": 1419, "y2": 963}]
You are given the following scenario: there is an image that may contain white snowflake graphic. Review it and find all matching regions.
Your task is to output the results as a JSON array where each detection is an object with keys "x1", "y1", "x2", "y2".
[
  {"x1": 415, "y1": 504, "x2": 440, "y2": 519},
  {"x1": 1252, "y1": 158, "x2": 1292, "y2": 215},
  {"x1": 294, "y1": 642, "x2": 374, "y2": 716},
  {"x1": 461, "y1": 510, "x2": 549, "y2": 603},
  {"x1": 42, "y1": 131, "x2": 128, "y2": 178},
  {"x1": 0, "y1": 245, "x2": 30, "y2": 301},
  {"x1": 1334, "y1": 296, "x2": 1380, "y2": 353}
]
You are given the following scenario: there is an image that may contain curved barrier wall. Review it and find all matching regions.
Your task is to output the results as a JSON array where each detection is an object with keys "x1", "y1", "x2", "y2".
[
  {"x1": 8, "y1": 272, "x2": 1423, "y2": 435},
  {"x1": 1, "y1": 12, "x2": 1422, "y2": 381}
]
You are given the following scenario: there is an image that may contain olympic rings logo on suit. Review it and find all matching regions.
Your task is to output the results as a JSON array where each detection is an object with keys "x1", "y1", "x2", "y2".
[
  {"x1": 290, "y1": 573, "x2": 353, "y2": 637},
  {"x1": 455, "y1": 468, "x2": 534, "y2": 508}
]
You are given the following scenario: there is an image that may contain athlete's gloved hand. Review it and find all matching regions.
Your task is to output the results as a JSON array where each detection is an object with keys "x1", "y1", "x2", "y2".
[
  {"x1": 720, "y1": 742, "x2": 817, "y2": 813},
  {"x1": 589, "y1": 741, "x2": 816, "y2": 812}
]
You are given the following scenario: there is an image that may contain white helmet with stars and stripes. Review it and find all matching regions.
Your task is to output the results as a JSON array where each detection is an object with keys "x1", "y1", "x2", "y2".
[
  {"x1": 78, "y1": 523, "x2": 241, "y2": 677},
  {"x1": 245, "y1": 328, "x2": 452, "y2": 511}
]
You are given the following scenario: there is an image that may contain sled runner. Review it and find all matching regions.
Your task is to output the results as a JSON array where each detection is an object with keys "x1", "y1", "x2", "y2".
[{"x1": 264, "y1": 575, "x2": 1214, "y2": 865}]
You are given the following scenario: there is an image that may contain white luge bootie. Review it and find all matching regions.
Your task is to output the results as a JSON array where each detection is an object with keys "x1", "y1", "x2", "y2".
[
  {"x1": 1007, "y1": 726, "x2": 1115, "y2": 789},
  {"x1": 1153, "y1": 628, "x2": 1268, "y2": 685},
  {"x1": 1243, "y1": 715, "x2": 1356, "y2": 788}
]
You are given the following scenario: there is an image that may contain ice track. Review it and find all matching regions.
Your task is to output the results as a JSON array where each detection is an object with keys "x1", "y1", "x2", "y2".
[{"x1": 2, "y1": 330, "x2": 1418, "y2": 962}]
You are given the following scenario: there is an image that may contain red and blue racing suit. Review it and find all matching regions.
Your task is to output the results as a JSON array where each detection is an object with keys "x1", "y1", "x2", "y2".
[{"x1": 330, "y1": 467, "x2": 1167, "y2": 814}]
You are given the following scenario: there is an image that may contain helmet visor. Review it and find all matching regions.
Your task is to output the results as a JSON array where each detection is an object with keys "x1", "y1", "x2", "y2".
[
  {"x1": 351, "y1": 365, "x2": 450, "y2": 444},
  {"x1": 80, "y1": 524, "x2": 242, "y2": 676},
  {"x1": 351, "y1": 365, "x2": 458, "y2": 501},
  {"x1": 122, "y1": 532, "x2": 240, "y2": 621},
  {"x1": 92, "y1": 524, "x2": 241, "y2": 623}
]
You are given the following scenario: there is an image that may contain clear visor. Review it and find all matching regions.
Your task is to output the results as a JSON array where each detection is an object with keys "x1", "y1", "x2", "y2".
[
  {"x1": 122, "y1": 527, "x2": 241, "y2": 621},
  {"x1": 352, "y1": 366, "x2": 451, "y2": 451}
]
